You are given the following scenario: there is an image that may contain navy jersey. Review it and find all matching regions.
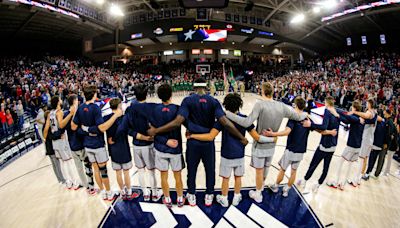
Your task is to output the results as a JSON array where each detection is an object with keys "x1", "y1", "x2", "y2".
[
  {"x1": 73, "y1": 103, "x2": 105, "y2": 149},
  {"x1": 104, "y1": 114, "x2": 131, "y2": 164},
  {"x1": 214, "y1": 113, "x2": 254, "y2": 159},
  {"x1": 179, "y1": 94, "x2": 225, "y2": 146},
  {"x1": 64, "y1": 111, "x2": 84, "y2": 151},
  {"x1": 338, "y1": 110, "x2": 364, "y2": 148},
  {"x1": 150, "y1": 104, "x2": 182, "y2": 154},
  {"x1": 373, "y1": 120, "x2": 386, "y2": 148},
  {"x1": 286, "y1": 119, "x2": 312, "y2": 153},
  {"x1": 311, "y1": 109, "x2": 340, "y2": 148},
  {"x1": 119, "y1": 101, "x2": 156, "y2": 146}
]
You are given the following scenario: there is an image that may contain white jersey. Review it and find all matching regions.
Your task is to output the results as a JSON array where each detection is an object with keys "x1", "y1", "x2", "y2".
[
  {"x1": 49, "y1": 110, "x2": 60, "y2": 134},
  {"x1": 362, "y1": 110, "x2": 377, "y2": 146}
]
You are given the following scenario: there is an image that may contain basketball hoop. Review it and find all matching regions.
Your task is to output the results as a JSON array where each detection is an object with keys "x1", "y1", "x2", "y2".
[{"x1": 196, "y1": 64, "x2": 211, "y2": 76}]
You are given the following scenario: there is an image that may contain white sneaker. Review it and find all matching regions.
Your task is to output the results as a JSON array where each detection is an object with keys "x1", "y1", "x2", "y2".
[
  {"x1": 143, "y1": 188, "x2": 151, "y2": 201},
  {"x1": 152, "y1": 189, "x2": 163, "y2": 202},
  {"x1": 65, "y1": 180, "x2": 73, "y2": 189},
  {"x1": 205, "y1": 194, "x2": 214, "y2": 207},
  {"x1": 282, "y1": 186, "x2": 290, "y2": 197},
  {"x1": 249, "y1": 190, "x2": 263, "y2": 203},
  {"x1": 107, "y1": 191, "x2": 117, "y2": 201},
  {"x1": 186, "y1": 193, "x2": 197, "y2": 206},
  {"x1": 297, "y1": 179, "x2": 306, "y2": 189},
  {"x1": 216, "y1": 194, "x2": 229, "y2": 207},
  {"x1": 270, "y1": 184, "x2": 279, "y2": 193},
  {"x1": 312, "y1": 184, "x2": 320, "y2": 193},
  {"x1": 232, "y1": 193, "x2": 242, "y2": 206},
  {"x1": 100, "y1": 190, "x2": 107, "y2": 200}
]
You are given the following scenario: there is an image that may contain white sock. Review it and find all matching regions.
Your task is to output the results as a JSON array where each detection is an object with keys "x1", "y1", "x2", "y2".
[
  {"x1": 343, "y1": 161, "x2": 352, "y2": 185},
  {"x1": 335, "y1": 158, "x2": 345, "y2": 184},
  {"x1": 60, "y1": 160, "x2": 71, "y2": 183},
  {"x1": 66, "y1": 159, "x2": 77, "y2": 184},
  {"x1": 177, "y1": 196, "x2": 183, "y2": 201},
  {"x1": 137, "y1": 169, "x2": 146, "y2": 191},
  {"x1": 234, "y1": 193, "x2": 241, "y2": 198},
  {"x1": 356, "y1": 159, "x2": 363, "y2": 181},
  {"x1": 164, "y1": 196, "x2": 171, "y2": 203},
  {"x1": 149, "y1": 169, "x2": 157, "y2": 192},
  {"x1": 256, "y1": 189, "x2": 262, "y2": 196}
]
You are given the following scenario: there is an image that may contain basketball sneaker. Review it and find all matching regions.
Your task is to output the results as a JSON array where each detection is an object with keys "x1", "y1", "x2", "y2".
[
  {"x1": 162, "y1": 197, "x2": 172, "y2": 208},
  {"x1": 216, "y1": 195, "x2": 229, "y2": 207},
  {"x1": 232, "y1": 193, "x2": 242, "y2": 206},
  {"x1": 249, "y1": 190, "x2": 263, "y2": 203},
  {"x1": 152, "y1": 189, "x2": 163, "y2": 202},
  {"x1": 326, "y1": 181, "x2": 338, "y2": 189},
  {"x1": 87, "y1": 187, "x2": 97, "y2": 195},
  {"x1": 282, "y1": 186, "x2": 290, "y2": 197},
  {"x1": 296, "y1": 179, "x2": 307, "y2": 189},
  {"x1": 66, "y1": 180, "x2": 73, "y2": 190},
  {"x1": 338, "y1": 183, "x2": 345, "y2": 191},
  {"x1": 177, "y1": 196, "x2": 185, "y2": 207},
  {"x1": 186, "y1": 193, "x2": 197, "y2": 206},
  {"x1": 107, "y1": 191, "x2": 117, "y2": 201},
  {"x1": 121, "y1": 188, "x2": 127, "y2": 200},
  {"x1": 270, "y1": 184, "x2": 279, "y2": 193},
  {"x1": 100, "y1": 190, "x2": 107, "y2": 200},
  {"x1": 362, "y1": 174, "x2": 369, "y2": 181},
  {"x1": 205, "y1": 194, "x2": 214, "y2": 207},
  {"x1": 143, "y1": 188, "x2": 151, "y2": 201},
  {"x1": 347, "y1": 180, "x2": 358, "y2": 188}
]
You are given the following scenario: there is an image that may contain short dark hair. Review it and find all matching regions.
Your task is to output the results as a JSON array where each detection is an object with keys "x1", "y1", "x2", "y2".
[
  {"x1": 367, "y1": 98, "x2": 375, "y2": 109},
  {"x1": 294, "y1": 96, "x2": 306, "y2": 110},
  {"x1": 50, "y1": 96, "x2": 60, "y2": 110},
  {"x1": 68, "y1": 94, "x2": 77, "y2": 106},
  {"x1": 223, "y1": 93, "x2": 243, "y2": 113},
  {"x1": 157, "y1": 84, "x2": 172, "y2": 102},
  {"x1": 109, "y1": 98, "x2": 121, "y2": 110},
  {"x1": 83, "y1": 85, "x2": 97, "y2": 101},
  {"x1": 384, "y1": 109, "x2": 392, "y2": 116},
  {"x1": 134, "y1": 84, "x2": 148, "y2": 101},
  {"x1": 352, "y1": 100, "x2": 362, "y2": 112}
]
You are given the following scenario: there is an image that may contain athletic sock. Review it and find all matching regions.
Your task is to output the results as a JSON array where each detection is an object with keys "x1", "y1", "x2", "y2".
[
  {"x1": 335, "y1": 158, "x2": 345, "y2": 184},
  {"x1": 149, "y1": 169, "x2": 157, "y2": 191},
  {"x1": 137, "y1": 169, "x2": 146, "y2": 191},
  {"x1": 234, "y1": 193, "x2": 241, "y2": 198}
]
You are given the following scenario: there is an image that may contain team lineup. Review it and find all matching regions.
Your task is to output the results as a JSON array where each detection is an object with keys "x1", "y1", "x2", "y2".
[{"x1": 43, "y1": 77, "x2": 398, "y2": 210}]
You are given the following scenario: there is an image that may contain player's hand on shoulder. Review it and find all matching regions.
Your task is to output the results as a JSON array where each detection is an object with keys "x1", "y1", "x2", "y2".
[
  {"x1": 166, "y1": 139, "x2": 179, "y2": 148},
  {"x1": 302, "y1": 118, "x2": 312, "y2": 128}
]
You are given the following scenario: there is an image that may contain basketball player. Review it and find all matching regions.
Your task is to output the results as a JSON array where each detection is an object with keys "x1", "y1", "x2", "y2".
[
  {"x1": 364, "y1": 119, "x2": 386, "y2": 180},
  {"x1": 239, "y1": 81, "x2": 245, "y2": 97},
  {"x1": 224, "y1": 82, "x2": 309, "y2": 203},
  {"x1": 297, "y1": 97, "x2": 340, "y2": 192},
  {"x1": 267, "y1": 97, "x2": 313, "y2": 197},
  {"x1": 65, "y1": 94, "x2": 96, "y2": 195},
  {"x1": 72, "y1": 85, "x2": 122, "y2": 201},
  {"x1": 351, "y1": 99, "x2": 378, "y2": 184},
  {"x1": 117, "y1": 84, "x2": 162, "y2": 202},
  {"x1": 382, "y1": 109, "x2": 398, "y2": 176},
  {"x1": 148, "y1": 84, "x2": 185, "y2": 208},
  {"x1": 188, "y1": 93, "x2": 276, "y2": 207},
  {"x1": 103, "y1": 98, "x2": 135, "y2": 200},
  {"x1": 49, "y1": 96, "x2": 80, "y2": 190},
  {"x1": 147, "y1": 77, "x2": 248, "y2": 207},
  {"x1": 327, "y1": 100, "x2": 365, "y2": 190}
]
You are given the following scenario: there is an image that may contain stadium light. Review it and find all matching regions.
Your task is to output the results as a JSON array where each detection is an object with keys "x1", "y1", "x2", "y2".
[
  {"x1": 321, "y1": 0, "x2": 337, "y2": 9},
  {"x1": 290, "y1": 13, "x2": 305, "y2": 24},
  {"x1": 96, "y1": 0, "x2": 105, "y2": 5},
  {"x1": 313, "y1": 6, "x2": 321, "y2": 13},
  {"x1": 109, "y1": 3, "x2": 124, "y2": 17}
]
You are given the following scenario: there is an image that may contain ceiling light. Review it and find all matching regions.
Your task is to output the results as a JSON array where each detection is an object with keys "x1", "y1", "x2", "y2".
[
  {"x1": 321, "y1": 0, "x2": 337, "y2": 9},
  {"x1": 109, "y1": 3, "x2": 124, "y2": 17},
  {"x1": 290, "y1": 13, "x2": 305, "y2": 24},
  {"x1": 313, "y1": 6, "x2": 321, "y2": 13},
  {"x1": 96, "y1": 0, "x2": 104, "y2": 5},
  {"x1": 232, "y1": 42, "x2": 235, "y2": 45},
  {"x1": 140, "y1": 45, "x2": 143, "y2": 48}
]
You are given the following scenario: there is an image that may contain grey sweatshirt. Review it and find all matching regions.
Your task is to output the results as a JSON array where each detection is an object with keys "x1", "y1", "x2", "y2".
[{"x1": 226, "y1": 99, "x2": 307, "y2": 153}]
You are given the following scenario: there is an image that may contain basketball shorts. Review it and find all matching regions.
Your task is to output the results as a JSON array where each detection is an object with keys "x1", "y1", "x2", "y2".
[
  {"x1": 133, "y1": 145, "x2": 155, "y2": 169},
  {"x1": 278, "y1": 150, "x2": 304, "y2": 170},
  {"x1": 112, "y1": 161, "x2": 133, "y2": 171},
  {"x1": 53, "y1": 138, "x2": 72, "y2": 161},
  {"x1": 359, "y1": 143, "x2": 373, "y2": 158},
  {"x1": 85, "y1": 147, "x2": 109, "y2": 163},
  {"x1": 155, "y1": 149, "x2": 184, "y2": 172},
  {"x1": 250, "y1": 155, "x2": 272, "y2": 169},
  {"x1": 219, "y1": 157, "x2": 244, "y2": 178},
  {"x1": 341, "y1": 146, "x2": 360, "y2": 162}
]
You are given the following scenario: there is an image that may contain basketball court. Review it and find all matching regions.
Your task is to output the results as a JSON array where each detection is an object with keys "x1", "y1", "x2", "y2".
[{"x1": 1, "y1": 93, "x2": 399, "y2": 228}]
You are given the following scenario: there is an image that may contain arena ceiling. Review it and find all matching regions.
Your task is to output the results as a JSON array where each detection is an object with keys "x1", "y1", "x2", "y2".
[{"x1": 0, "y1": 0, "x2": 399, "y2": 52}]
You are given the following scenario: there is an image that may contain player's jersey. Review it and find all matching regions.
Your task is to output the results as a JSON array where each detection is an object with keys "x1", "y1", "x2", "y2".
[
  {"x1": 151, "y1": 103, "x2": 182, "y2": 154},
  {"x1": 214, "y1": 113, "x2": 254, "y2": 159},
  {"x1": 49, "y1": 110, "x2": 59, "y2": 134},
  {"x1": 362, "y1": 110, "x2": 377, "y2": 146},
  {"x1": 286, "y1": 118, "x2": 313, "y2": 153},
  {"x1": 104, "y1": 114, "x2": 131, "y2": 164},
  {"x1": 73, "y1": 103, "x2": 105, "y2": 149}
]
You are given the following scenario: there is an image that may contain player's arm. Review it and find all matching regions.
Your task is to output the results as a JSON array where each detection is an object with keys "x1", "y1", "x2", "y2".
[
  {"x1": 352, "y1": 110, "x2": 373, "y2": 120},
  {"x1": 225, "y1": 102, "x2": 262, "y2": 128},
  {"x1": 43, "y1": 115, "x2": 50, "y2": 141},
  {"x1": 148, "y1": 115, "x2": 185, "y2": 136},
  {"x1": 97, "y1": 109, "x2": 123, "y2": 133},
  {"x1": 377, "y1": 115, "x2": 384, "y2": 122},
  {"x1": 266, "y1": 127, "x2": 292, "y2": 137},
  {"x1": 218, "y1": 116, "x2": 248, "y2": 145},
  {"x1": 283, "y1": 103, "x2": 307, "y2": 121},
  {"x1": 56, "y1": 110, "x2": 74, "y2": 129},
  {"x1": 188, "y1": 128, "x2": 220, "y2": 141},
  {"x1": 136, "y1": 133, "x2": 153, "y2": 141},
  {"x1": 310, "y1": 110, "x2": 330, "y2": 131},
  {"x1": 319, "y1": 129, "x2": 338, "y2": 136},
  {"x1": 248, "y1": 129, "x2": 277, "y2": 143}
]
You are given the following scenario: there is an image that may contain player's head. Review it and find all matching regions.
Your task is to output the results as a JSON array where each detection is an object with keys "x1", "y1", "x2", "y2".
[
  {"x1": 223, "y1": 93, "x2": 243, "y2": 113},
  {"x1": 367, "y1": 98, "x2": 375, "y2": 110},
  {"x1": 68, "y1": 94, "x2": 78, "y2": 107},
  {"x1": 83, "y1": 85, "x2": 97, "y2": 101},
  {"x1": 325, "y1": 96, "x2": 335, "y2": 108},
  {"x1": 157, "y1": 84, "x2": 172, "y2": 102},
  {"x1": 384, "y1": 109, "x2": 392, "y2": 118},
  {"x1": 134, "y1": 84, "x2": 148, "y2": 101},
  {"x1": 50, "y1": 96, "x2": 61, "y2": 110},
  {"x1": 109, "y1": 98, "x2": 121, "y2": 110},
  {"x1": 193, "y1": 77, "x2": 207, "y2": 92},
  {"x1": 262, "y1": 82, "x2": 274, "y2": 98},
  {"x1": 293, "y1": 96, "x2": 306, "y2": 111},
  {"x1": 352, "y1": 100, "x2": 362, "y2": 112}
]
